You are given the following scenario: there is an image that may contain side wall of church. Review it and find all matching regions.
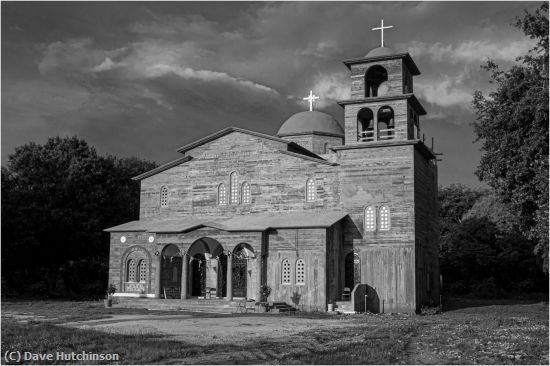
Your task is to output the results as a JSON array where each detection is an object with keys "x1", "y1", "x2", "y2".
[
  {"x1": 139, "y1": 132, "x2": 340, "y2": 220},
  {"x1": 413, "y1": 149, "x2": 440, "y2": 308},
  {"x1": 336, "y1": 144, "x2": 417, "y2": 313},
  {"x1": 266, "y1": 228, "x2": 331, "y2": 311}
]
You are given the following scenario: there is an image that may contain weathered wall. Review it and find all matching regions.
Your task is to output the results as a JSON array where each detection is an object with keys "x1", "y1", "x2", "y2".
[
  {"x1": 413, "y1": 148, "x2": 440, "y2": 308},
  {"x1": 350, "y1": 59, "x2": 405, "y2": 99},
  {"x1": 266, "y1": 228, "x2": 328, "y2": 310},
  {"x1": 109, "y1": 232, "x2": 157, "y2": 295},
  {"x1": 139, "y1": 131, "x2": 340, "y2": 219},
  {"x1": 335, "y1": 143, "x2": 417, "y2": 313}
]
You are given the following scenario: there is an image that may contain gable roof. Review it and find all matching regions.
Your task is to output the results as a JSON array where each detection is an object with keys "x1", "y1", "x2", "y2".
[
  {"x1": 132, "y1": 126, "x2": 330, "y2": 180},
  {"x1": 132, "y1": 156, "x2": 193, "y2": 181},
  {"x1": 105, "y1": 211, "x2": 348, "y2": 233},
  {"x1": 175, "y1": 126, "x2": 319, "y2": 157}
]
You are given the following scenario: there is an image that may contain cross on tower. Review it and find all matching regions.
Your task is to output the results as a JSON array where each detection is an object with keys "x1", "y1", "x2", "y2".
[
  {"x1": 372, "y1": 19, "x2": 393, "y2": 48},
  {"x1": 303, "y1": 90, "x2": 319, "y2": 111}
]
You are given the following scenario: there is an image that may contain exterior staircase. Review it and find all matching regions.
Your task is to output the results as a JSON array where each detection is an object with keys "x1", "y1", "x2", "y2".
[
  {"x1": 269, "y1": 302, "x2": 297, "y2": 313},
  {"x1": 335, "y1": 301, "x2": 356, "y2": 314},
  {"x1": 112, "y1": 297, "x2": 243, "y2": 313}
]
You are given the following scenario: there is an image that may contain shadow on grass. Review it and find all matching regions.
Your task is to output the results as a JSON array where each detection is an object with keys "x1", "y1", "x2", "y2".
[{"x1": 443, "y1": 296, "x2": 548, "y2": 312}]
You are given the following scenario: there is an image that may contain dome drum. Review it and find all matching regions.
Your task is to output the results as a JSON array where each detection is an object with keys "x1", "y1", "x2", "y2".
[{"x1": 276, "y1": 111, "x2": 344, "y2": 137}]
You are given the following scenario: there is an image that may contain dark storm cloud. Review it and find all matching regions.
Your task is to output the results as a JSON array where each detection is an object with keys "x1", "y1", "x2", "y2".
[{"x1": 1, "y1": 2, "x2": 541, "y2": 186}]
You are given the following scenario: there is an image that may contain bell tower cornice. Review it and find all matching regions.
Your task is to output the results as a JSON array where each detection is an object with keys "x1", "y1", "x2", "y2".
[
  {"x1": 337, "y1": 93, "x2": 427, "y2": 116},
  {"x1": 342, "y1": 52, "x2": 421, "y2": 75}
]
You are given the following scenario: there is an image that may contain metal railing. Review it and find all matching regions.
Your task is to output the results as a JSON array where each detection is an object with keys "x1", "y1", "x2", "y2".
[
  {"x1": 358, "y1": 130, "x2": 375, "y2": 142},
  {"x1": 378, "y1": 128, "x2": 395, "y2": 140},
  {"x1": 124, "y1": 281, "x2": 146, "y2": 293}
]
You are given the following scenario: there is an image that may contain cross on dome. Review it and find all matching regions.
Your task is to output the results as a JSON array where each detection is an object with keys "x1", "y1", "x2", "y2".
[
  {"x1": 303, "y1": 90, "x2": 320, "y2": 111},
  {"x1": 372, "y1": 19, "x2": 393, "y2": 48}
]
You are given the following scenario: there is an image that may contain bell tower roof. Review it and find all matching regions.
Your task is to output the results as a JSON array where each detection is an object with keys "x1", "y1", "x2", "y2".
[{"x1": 365, "y1": 46, "x2": 397, "y2": 58}]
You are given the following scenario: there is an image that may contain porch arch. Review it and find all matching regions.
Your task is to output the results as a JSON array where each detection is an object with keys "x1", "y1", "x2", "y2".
[
  {"x1": 185, "y1": 237, "x2": 225, "y2": 298},
  {"x1": 231, "y1": 243, "x2": 256, "y2": 299}
]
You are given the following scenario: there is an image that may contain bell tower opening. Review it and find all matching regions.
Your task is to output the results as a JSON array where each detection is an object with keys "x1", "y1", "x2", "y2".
[
  {"x1": 377, "y1": 106, "x2": 395, "y2": 140},
  {"x1": 357, "y1": 108, "x2": 375, "y2": 142},
  {"x1": 364, "y1": 65, "x2": 388, "y2": 97}
]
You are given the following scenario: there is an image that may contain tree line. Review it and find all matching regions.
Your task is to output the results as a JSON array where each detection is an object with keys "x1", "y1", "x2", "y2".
[
  {"x1": 1, "y1": 4, "x2": 547, "y2": 300},
  {"x1": 1, "y1": 137, "x2": 156, "y2": 298}
]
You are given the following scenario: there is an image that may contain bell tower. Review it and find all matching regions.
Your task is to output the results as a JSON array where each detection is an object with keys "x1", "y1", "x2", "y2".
[
  {"x1": 337, "y1": 25, "x2": 426, "y2": 145},
  {"x1": 334, "y1": 22, "x2": 440, "y2": 313}
]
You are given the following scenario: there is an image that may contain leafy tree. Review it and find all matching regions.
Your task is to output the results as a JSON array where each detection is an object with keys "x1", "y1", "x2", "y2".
[
  {"x1": 472, "y1": 3, "x2": 549, "y2": 271},
  {"x1": 1, "y1": 136, "x2": 157, "y2": 298},
  {"x1": 438, "y1": 186, "x2": 547, "y2": 296}
]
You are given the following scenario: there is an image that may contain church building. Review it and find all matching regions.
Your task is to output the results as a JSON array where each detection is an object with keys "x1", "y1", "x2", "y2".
[{"x1": 106, "y1": 34, "x2": 440, "y2": 313}]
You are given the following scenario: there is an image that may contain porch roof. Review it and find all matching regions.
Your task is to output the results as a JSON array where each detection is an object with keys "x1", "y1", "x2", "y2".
[{"x1": 104, "y1": 211, "x2": 348, "y2": 233}]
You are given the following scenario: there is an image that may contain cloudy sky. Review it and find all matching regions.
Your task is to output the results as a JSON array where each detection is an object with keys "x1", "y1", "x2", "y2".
[{"x1": 1, "y1": 1, "x2": 540, "y2": 186}]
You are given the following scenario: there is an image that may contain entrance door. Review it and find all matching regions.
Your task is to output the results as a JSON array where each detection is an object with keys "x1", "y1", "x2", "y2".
[
  {"x1": 232, "y1": 255, "x2": 247, "y2": 298},
  {"x1": 191, "y1": 254, "x2": 206, "y2": 297},
  {"x1": 345, "y1": 252, "x2": 361, "y2": 289},
  {"x1": 161, "y1": 256, "x2": 182, "y2": 298}
]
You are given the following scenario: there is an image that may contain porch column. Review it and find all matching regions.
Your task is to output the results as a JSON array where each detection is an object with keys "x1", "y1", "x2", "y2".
[
  {"x1": 226, "y1": 253, "x2": 233, "y2": 301},
  {"x1": 181, "y1": 252, "x2": 188, "y2": 300},
  {"x1": 256, "y1": 256, "x2": 263, "y2": 302},
  {"x1": 155, "y1": 254, "x2": 162, "y2": 298}
]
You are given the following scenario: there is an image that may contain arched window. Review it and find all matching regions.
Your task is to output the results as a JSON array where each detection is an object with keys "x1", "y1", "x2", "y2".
[
  {"x1": 379, "y1": 205, "x2": 391, "y2": 230},
  {"x1": 138, "y1": 260, "x2": 147, "y2": 282},
  {"x1": 241, "y1": 182, "x2": 251, "y2": 204},
  {"x1": 126, "y1": 259, "x2": 137, "y2": 282},
  {"x1": 218, "y1": 183, "x2": 227, "y2": 205},
  {"x1": 357, "y1": 108, "x2": 374, "y2": 142},
  {"x1": 160, "y1": 186, "x2": 168, "y2": 207},
  {"x1": 364, "y1": 206, "x2": 376, "y2": 232},
  {"x1": 295, "y1": 259, "x2": 305, "y2": 284},
  {"x1": 323, "y1": 142, "x2": 330, "y2": 154},
  {"x1": 282, "y1": 259, "x2": 291, "y2": 284},
  {"x1": 306, "y1": 178, "x2": 316, "y2": 201},
  {"x1": 230, "y1": 172, "x2": 239, "y2": 204},
  {"x1": 365, "y1": 65, "x2": 388, "y2": 97},
  {"x1": 377, "y1": 106, "x2": 395, "y2": 140}
]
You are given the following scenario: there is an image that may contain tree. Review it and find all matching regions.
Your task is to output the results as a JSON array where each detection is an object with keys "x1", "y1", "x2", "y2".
[
  {"x1": 438, "y1": 187, "x2": 547, "y2": 296},
  {"x1": 1, "y1": 136, "x2": 157, "y2": 298},
  {"x1": 472, "y1": 3, "x2": 549, "y2": 271}
]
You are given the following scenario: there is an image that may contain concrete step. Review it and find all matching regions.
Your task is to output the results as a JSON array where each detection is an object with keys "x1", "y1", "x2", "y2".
[
  {"x1": 270, "y1": 302, "x2": 297, "y2": 313},
  {"x1": 112, "y1": 297, "x2": 242, "y2": 313},
  {"x1": 335, "y1": 301, "x2": 352, "y2": 306}
]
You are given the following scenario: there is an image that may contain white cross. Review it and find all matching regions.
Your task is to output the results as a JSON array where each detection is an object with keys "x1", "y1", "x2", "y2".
[
  {"x1": 372, "y1": 19, "x2": 393, "y2": 48},
  {"x1": 303, "y1": 90, "x2": 319, "y2": 111}
]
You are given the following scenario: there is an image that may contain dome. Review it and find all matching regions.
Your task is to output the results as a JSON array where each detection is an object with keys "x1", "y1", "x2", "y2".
[
  {"x1": 277, "y1": 111, "x2": 344, "y2": 136},
  {"x1": 365, "y1": 46, "x2": 397, "y2": 58}
]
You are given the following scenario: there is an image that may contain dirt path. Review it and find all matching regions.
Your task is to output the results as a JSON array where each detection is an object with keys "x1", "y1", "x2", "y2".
[{"x1": 61, "y1": 313, "x2": 364, "y2": 345}]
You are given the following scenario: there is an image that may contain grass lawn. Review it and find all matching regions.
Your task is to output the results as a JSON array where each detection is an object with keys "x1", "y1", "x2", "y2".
[{"x1": 1, "y1": 298, "x2": 548, "y2": 364}]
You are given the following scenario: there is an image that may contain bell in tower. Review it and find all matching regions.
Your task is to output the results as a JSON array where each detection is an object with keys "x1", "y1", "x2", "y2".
[{"x1": 338, "y1": 20, "x2": 426, "y2": 145}]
